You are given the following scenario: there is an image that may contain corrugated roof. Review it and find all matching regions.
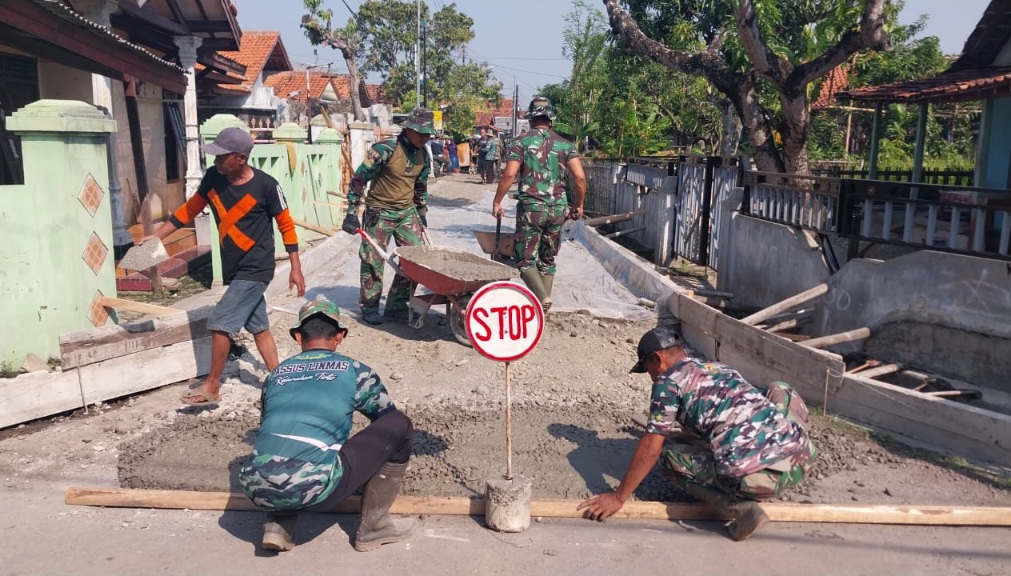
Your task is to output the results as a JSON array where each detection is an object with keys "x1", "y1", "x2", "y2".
[
  {"x1": 264, "y1": 71, "x2": 333, "y2": 101},
  {"x1": 839, "y1": 67, "x2": 1011, "y2": 103},
  {"x1": 475, "y1": 98, "x2": 514, "y2": 127},
  {"x1": 33, "y1": 0, "x2": 182, "y2": 73},
  {"x1": 219, "y1": 31, "x2": 291, "y2": 86}
]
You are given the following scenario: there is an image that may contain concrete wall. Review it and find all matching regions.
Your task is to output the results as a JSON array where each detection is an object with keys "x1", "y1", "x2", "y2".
[
  {"x1": 719, "y1": 214, "x2": 830, "y2": 310},
  {"x1": 812, "y1": 251, "x2": 1011, "y2": 390}
]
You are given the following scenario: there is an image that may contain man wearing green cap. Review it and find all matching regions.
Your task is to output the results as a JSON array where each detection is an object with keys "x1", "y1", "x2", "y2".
[
  {"x1": 492, "y1": 96, "x2": 586, "y2": 312},
  {"x1": 342, "y1": 108, "x2": 435, "y2": 326},
  {"x1": 240, "y1": 297, "x2": 416, "y2": 552}
]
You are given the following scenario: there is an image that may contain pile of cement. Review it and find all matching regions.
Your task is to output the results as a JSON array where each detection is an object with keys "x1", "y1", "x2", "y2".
[
  {"x1": 116, "y1": 401, "x2": 890, "y2": 503},
  {"x1": 397, "y1": 246, "x2": 518, "y2": 284}
]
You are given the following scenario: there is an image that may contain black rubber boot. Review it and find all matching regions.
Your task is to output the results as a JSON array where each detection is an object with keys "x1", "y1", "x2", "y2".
[
  {"x1": 262, "y1": 513, "x2": 299, "y2": 551},
  {"x1": 354, "y1": 462, "x2": 417, "y2": 552},
  {"x1": 361, "y1": 308, "x2": 384, "y2": 326},
  {"x1": 680, "y1": 481, "x2": 769, "y2": 541},
  {"x1": 539, "y1": 273, "x2": 554, "y2": 312}
]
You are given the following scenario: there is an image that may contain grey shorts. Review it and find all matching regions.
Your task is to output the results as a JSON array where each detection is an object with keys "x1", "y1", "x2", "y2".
[{"x1": 208, "y1": 279, "x2": 270, "y2": 335}]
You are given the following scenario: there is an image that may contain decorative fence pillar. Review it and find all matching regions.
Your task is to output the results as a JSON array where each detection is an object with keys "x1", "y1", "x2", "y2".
[{"x1": 0, "y1": 100, "x2": 117, "y2": 365}]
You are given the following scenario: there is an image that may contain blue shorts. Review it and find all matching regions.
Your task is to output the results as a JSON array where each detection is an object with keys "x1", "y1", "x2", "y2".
[{"x1": 207, "y1": 279, "x2": 270, "y2": 335}]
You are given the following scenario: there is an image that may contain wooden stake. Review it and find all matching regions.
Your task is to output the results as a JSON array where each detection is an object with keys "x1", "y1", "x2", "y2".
[
  {"x1": 741, "y1": 284, "x2": 828, "y2": 326},
  {"x1": 64, "y1": 487, "x2": 1011, "y2": 526},
  {"x1": 801, "y1": 327, "x2": 871, "y2": 349},
  {"x1": 292, "y1": 219, "x2": 335, "y2": 237},
  {"x1": 505, "y1": 361, "x2": 512, "y2": 481}
]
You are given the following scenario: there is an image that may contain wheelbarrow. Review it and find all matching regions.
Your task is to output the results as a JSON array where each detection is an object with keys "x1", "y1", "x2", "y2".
[
  {"x1": 473, "y1": 214, "x2": 514, "y2": 260},
  {"x1": 357, "y1": 229, "x2": 518, "y2": 346}
]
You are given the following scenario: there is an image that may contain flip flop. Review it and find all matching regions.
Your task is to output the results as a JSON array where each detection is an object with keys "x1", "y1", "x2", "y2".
[{"x1": 181, "y1": 387, "x2": 221, "y2": 405}]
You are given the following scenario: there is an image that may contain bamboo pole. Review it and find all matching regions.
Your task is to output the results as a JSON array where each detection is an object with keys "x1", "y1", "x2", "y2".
[
  {"x1": 740, "y1": 284, "x2": 828, "y2": 326},
  {"x1": 293, "y1": 219, "x2": 335, "y2": 237},
  {"x1": 801, "y1": 327, "x2": 871, "y2": 349},
  {"x1": 64, "y1": 487, "x2": 1011, "y2": 526}
]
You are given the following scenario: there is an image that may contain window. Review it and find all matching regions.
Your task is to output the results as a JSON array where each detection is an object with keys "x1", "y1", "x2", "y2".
[
  {"x1": 163, "y1": 102, "x2": 185, "y2": 182},
  {"x1": 0, "y1": 53, "x2": 39, "y2": 185}
]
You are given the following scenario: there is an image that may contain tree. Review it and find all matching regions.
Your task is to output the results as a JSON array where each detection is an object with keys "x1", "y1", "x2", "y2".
[
  {"x1": 603, "y1": 0, "x2": 892, "y2": 174},
  {"x1": 301, "y1": 0, "x2": 367, "y2": 122}
]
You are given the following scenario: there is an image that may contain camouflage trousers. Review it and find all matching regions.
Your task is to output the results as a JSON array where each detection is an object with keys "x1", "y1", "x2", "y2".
[
  {"x1": 663, "y1": 381, "x2": 817, "y2": 501},
  {"x1": 512, "y1": 200, "x2": 567, "y2": 275},
  {"x1": 360, "y1": 206, "x2": 424, "y2": 313}
]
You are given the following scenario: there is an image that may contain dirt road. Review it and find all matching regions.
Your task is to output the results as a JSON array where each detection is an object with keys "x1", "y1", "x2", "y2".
[{"x1": 3, "y1": 173, "x2": 1010, "y2": 575}]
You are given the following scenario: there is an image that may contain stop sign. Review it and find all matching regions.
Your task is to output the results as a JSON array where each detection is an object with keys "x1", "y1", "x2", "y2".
[{"x1": 465, "y1": 281, "x2": 545, "y2": 361}]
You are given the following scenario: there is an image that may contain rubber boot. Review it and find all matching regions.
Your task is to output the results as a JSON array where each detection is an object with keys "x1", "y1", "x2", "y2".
[
  {"x1": 261, "y1": 513, "x2": 299, "y2": 551},
  {"x1": 539, "y1": 273, "x2": 554, "y2": 313},
  {"x1": 354, "y1": 462, "x2": 417, "y2": 552},
  {"x1": 680, "y1": 481, "x2": 769, "y2": 541},
  {"x1": 361, "y1": 308, "x2": 384, "y2": 326},
  {"x1": 519, "y1": 268, "x2": 549, "y2": 308}
]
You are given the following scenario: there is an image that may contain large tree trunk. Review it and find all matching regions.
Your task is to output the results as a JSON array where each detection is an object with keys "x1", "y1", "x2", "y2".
[
  {"x1": 779, "y1": 92, "x2": 811, "y2": 175},
  {"x1": 343, "y1": 53, "x2": 367, "y2": 122},
  {"x1": 716, "y1": 98, "x2": 741, "y2": 156}
]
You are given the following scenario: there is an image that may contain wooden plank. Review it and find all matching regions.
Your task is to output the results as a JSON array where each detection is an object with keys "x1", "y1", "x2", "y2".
[
  {"x1": 99, "y1": 297, "x2": 179, "y2": 317},
  {"x1": 64, "y1": 487, "x2": 1011, "y2": 526},
  {"x1": 293, "y1": 218, "x2": 336, "y2": 237},
  {"x1": 802, "y1": 327, "x2": 871, "y2": 349},
  {"x1": 583, "y1": 210, "x2": 647, "y2": 227},
  {"x1": 60, "y1": 307, "x2": 213, "y2": 369},
  {"x1": 0, "y1": 369, "x2": 83, "y2": 429},
  {"x1": 78, "y1": 337, "x2": 212, "y2": 405},
  {"x1": 857, "y1": 364, "x2": 901, "y2": 379},
  {"x1": 741, "y1": 284, "x2": 828, "y2": 326}
]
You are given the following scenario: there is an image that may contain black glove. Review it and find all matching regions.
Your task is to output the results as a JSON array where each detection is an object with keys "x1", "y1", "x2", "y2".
[
  {"x1": 342, "y1": 212, "x2": 361, "y2": 235},
  {"x1": 417, "y1": 206, "x2": 428, "y2": 228}
]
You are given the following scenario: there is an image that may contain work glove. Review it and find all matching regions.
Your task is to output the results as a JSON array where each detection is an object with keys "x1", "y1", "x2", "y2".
[
  {"x1": 417, "y1": 206, "x2": 428, "y2": 228},
  {"x1": 342, "y1": 212, "x2": 361, "y2": 235}
]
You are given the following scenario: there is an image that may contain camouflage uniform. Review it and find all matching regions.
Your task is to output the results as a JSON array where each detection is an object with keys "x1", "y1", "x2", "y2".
[
  {"x1": 507, "y1": 128, "x2": 580, "y2": 274},
  {"x1": 239, "y1": 349, "x2": 395, "y2": 510},
  {"x1": 646, "y1": 358, "x2": 817, "y2": 501},
  {"x1": 348, "y1": 132, "x2": 429, "y2": 314}
]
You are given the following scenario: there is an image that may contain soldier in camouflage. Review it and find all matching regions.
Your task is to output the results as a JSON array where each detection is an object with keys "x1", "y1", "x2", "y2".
[
  {"x1": 239, "y1": 298, "x2": 416, "y2": 552},
  {"x1": 578, "y1": 326, "x2": 817, "y2": 541},
  {"x1": 342, "y1": 108, "x2": 435, "y2": 326},
  {"x1": 492, "y1": 96, "x2": 586, "y2": 312}
]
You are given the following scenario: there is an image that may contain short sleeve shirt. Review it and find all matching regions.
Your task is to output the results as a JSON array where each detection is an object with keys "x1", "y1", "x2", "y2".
[{"x1": 507, "y1": 128, "x2": 580, "y2": 204}]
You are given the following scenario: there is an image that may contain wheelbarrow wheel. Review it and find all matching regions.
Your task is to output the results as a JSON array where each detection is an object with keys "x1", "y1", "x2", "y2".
[{"x1": 449, "y1": 295, "x2": 472, "y2": 347}]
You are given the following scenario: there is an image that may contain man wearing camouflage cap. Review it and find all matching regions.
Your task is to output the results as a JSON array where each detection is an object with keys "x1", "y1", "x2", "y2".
[
  {"x1": 492, "y1": 96, "x2": 586, "y2": 312},
  {"x1": 578, "y1": 325, "x2": 817, "y2": 541},
  {"x1": 240, "y1": 297, "x2": 416, "y2": 553},
  {"x1": 342, "y1": 107, "x2": 435, "y2": 325}
]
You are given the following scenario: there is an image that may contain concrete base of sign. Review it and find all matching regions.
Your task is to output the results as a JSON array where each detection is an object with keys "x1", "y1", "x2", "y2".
[{"x1": 484, "y1": 476, "x2": 532, "y2": 533}]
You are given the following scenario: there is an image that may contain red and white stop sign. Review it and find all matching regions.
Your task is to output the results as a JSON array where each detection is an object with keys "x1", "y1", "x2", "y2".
[{"x1": 465, "y1": 281, "x2": 545, "y2": 361}]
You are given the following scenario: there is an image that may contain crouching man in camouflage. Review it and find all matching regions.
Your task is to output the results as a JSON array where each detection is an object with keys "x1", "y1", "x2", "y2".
[
  {"x1": 578, "y1": 326, "x2": 816, "y2": 541},
  {"x1": 240, "y1": 298, "x2": 416, "y2": 552},
  {"x1": 492, "y1": 96, "x2": 585, "y2": 312}
]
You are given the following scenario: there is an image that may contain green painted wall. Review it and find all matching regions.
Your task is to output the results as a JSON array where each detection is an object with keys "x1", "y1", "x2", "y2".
[{"x1": 0, "y1": 100, "x2": 117, "y2": 366}]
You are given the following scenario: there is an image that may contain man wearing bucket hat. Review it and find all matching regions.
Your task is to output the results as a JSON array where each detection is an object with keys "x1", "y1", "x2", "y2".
[
  {"x1": 141, "y1": 126, "x2": 305, "y2": 405},
  {"x1": 240, "y1": 297, "x2": 416, "y2": 553},
  {"x1": 342, "y1": 108, "x2": 435, "y2": 326},
  {"x1": 492, "y1": 96, "x2": 586, "y2": 312},
  {"x1": 578, "y1": 325, "x2": 817, "y2": 541}
]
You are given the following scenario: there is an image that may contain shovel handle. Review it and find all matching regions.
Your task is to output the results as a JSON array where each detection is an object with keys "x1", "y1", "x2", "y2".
[{"x1": 356, "y1": 228, "x2": 404, "y2": 276}]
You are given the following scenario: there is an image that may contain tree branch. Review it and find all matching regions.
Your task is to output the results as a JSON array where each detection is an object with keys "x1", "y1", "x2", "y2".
[
  {"x1": 602, "y1": 0, "x2": 740, "y2": 96},
  {"x1": 791, "y1": 0, "x2": 890, "y2": 88},
  {"x1": 734, "y1": 0, "x2": 791, "y2": 84}
]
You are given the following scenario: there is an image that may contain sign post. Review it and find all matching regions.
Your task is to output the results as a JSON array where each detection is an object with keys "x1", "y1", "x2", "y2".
[{"x1": 466, "y1": 281, "x2": 544, "y2": 532}]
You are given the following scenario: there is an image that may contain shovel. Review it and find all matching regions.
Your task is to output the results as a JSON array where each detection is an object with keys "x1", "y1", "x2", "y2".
[
  {"x1": 356, "y1": 228, "x2": 405, "y2": 276},
  {"x1": 118, "y1": 238, "x2": 170, "y2": 271},
  {"x1": 491, "y1": 214, "x2": 502, "y2": 261}
]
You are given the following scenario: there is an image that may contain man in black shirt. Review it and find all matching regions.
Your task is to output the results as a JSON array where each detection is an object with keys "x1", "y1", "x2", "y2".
[{"x1": 143, "y1": 127, "x2": 306, "y2": 404}]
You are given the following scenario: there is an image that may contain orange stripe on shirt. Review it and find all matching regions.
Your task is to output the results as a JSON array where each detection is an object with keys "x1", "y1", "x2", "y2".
[
  {"x1": 208, "y1": 190, "x2": 257, "y2": 252},
  {"x1": 274, "y1": 209, "x2": 299, "y2": 249},
  {"x1": 173, "y1": 194, "x2": 208, "y2": 226}
]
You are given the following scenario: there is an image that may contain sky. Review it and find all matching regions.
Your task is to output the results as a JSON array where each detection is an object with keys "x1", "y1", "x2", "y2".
[{"x1": 234, "y1": 0, "x2": 993, "y2": 105}]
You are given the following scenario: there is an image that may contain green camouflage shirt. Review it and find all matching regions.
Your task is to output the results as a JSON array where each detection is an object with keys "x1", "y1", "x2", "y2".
[
  {"x1": 239, "y1": 349, "x2": 395, "y2": 510},
  {"x1": 347, "y1": 133, "x2": 430, "y2": 210},
  {"x1": 507, "y1": 127, "x2": 580, "y2": 204},
  {"x1": 647, "y1": 357, "x2": 810, "y2": 478}
]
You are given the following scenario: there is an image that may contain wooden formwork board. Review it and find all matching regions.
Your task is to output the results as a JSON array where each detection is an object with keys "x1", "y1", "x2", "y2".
[{"x1": 664, "y1": 291, "x2": 1011, "y2": 467}]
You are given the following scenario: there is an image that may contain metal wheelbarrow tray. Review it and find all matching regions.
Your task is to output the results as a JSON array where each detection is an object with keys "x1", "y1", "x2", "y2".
[{"x1": 394, "y1": 245, "x2": 518, "y2": 345}]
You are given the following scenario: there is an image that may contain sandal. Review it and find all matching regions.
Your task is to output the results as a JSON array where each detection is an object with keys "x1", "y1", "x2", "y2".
[{"x1": 181, "y1": 386, "x2": 221, "y2": 405}]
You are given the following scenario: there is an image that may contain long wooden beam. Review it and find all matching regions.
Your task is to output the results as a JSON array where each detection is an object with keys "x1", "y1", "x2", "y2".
[
  {"x1": 64, "y1": 487, "x2": 1011, "y2": 526},
  {"x1": 741, "y1": 284, "x2": 828, "y2": 326}
]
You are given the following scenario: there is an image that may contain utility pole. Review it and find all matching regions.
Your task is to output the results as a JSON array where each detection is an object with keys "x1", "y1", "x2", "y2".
[
  {"x1": 512, "y1": 81, "x2": 518, "y2": 137},
  {"x1": 415, "y1": 0, "x2": 421, "y2": 108},
  {"x1": 422, "y1": 16, "x2": 428, "y2": 108}
]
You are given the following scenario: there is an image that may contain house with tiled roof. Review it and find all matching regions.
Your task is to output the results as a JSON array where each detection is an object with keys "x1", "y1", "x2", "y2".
[
  {"x1": 201, "y1": 31, "x2": 293, "y2": 133},
  {"x1": 840, "y1": 0, "x2": 1011, "y2": 190}
]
